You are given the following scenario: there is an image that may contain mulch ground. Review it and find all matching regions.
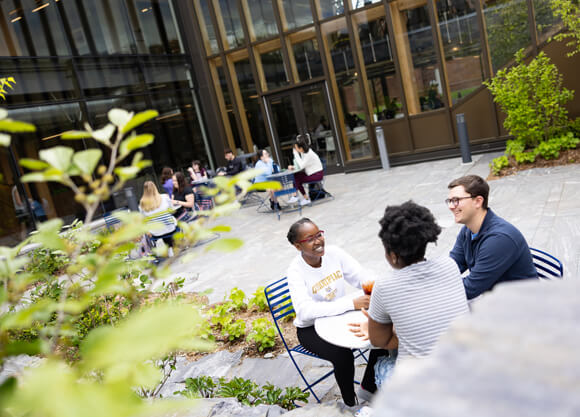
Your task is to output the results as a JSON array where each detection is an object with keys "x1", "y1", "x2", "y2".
[{"x1": 486, "y1": 147, "x2": 580, "y2": 180}]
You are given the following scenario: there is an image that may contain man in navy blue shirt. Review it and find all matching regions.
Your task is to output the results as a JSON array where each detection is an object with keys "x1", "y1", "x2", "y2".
[{"x1": 447, "y1": 175, "x2": 537, "y2": 299}]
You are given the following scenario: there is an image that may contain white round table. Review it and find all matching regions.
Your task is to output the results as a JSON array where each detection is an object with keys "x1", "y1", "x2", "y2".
[{"x1": 314, "y1": 310, "x2": 372, "y2": 349}]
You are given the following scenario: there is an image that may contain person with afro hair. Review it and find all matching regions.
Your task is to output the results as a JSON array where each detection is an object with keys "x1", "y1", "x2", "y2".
[{"x1": 350, "y1": 201, "x2": 468, "y2": 387}]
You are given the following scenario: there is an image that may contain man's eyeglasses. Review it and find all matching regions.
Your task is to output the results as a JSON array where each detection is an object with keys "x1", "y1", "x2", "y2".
[
  {"x1": 297, "y1": 230, "x2": 324, "y2": 244},
  {"x1": 445, "y1": 196, "x2": 473, "y2": 207}
]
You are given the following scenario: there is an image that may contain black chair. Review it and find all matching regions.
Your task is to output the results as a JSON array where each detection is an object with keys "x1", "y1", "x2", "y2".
[{"x1": 303, "y1": 158, "x2": 334, "y2": 203}]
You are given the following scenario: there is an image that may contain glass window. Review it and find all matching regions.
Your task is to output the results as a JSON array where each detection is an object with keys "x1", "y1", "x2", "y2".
[
  {"x1": 291, "y1": 35, "x2": 324, "y2": 81},
  {"x1": 142, "y1": 55, "x2": 193, "y2": 91},
  {"x1": 483, "y1": 0, "x2": 532, "y2": 73},
  {"x1": 216, "y1": 63, "x2": 242, "y2": 151},
  {"x1": 350, "y1": 0, "x2": 382, "y2": 10},
  {"x1": 196, "y1": 0, "x2": 219, "y2": 54},
  {"x1": 404, "y1": 6, "x2": 445, "y2": 113},
  {"x1": 218, "y1": 0, "x2": 246, "y2": 49},
  {"x1": 282, "y1": 0, "x2": 313, "y2": 30},
  {"x1": 260, "y1": 49, "x2": 289, "y2": 90},
  {"x1": 0, "y1": 58, "x2": 77, "y2": 106},
  {"x1": 323, "y1": 18, "x2": 372, "y2": 160},
  {"x1": 436, "y1": 0, "x2": 484, "y2": 105},
  {"x1": 356, "y1": 10, "x2": 403, "y2": 120},
  {"x1": 76, "y1": 57, "x2": 145, "y2": 98},
  {"x1": 533, "y1": 0, "x2": 561, "y2": 43},
  {"x1": 234, "y1": 59, "x2": 269, "y2": 150},
  {"x1": 0, "y1": 0, "x2": 70, "y2": 56},
  {"x1": 126, "y1": 0, "x2": 183, "y2": 54},
  {"x1": 316, "y1": 0, "x2": 345, "y2": 19},
  {"x1": 246, "y1": 0, "x2": 278, "y2": 41}
]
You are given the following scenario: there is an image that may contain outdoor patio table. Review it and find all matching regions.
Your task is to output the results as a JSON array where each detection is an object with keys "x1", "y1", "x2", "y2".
[
  {"x1": 314, "y1": 309, "x2": 372, "y2": 350},
  {"x1": 265, "y1": 168, "x2": 304, "y2": 219}
]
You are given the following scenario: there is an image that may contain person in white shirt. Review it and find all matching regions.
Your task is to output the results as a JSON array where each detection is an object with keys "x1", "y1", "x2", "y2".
[
  {"x1": 287, "y1": 135, "x2": 323, "y2": 206},
  {"x1": 139, "y1": 181, "x2": 177, "y2": 247},
  {"x1": 286, "y1": 218, "x2": 386, "y2": 406}
]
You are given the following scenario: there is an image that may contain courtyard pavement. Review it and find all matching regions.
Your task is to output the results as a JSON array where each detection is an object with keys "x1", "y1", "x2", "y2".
[{"x1": 173, "y1": 151, "x2": 580, "y2": 302}]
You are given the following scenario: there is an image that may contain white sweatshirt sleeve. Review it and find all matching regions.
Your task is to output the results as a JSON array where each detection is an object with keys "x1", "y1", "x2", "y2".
[{"x1": 288, "y1": 264, "x2": 354, "y2": 327}]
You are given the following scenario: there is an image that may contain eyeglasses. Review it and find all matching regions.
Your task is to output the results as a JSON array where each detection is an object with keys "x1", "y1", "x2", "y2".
[
  {"x1": 297, "y1": 230, "x2": 324, "y2": 244},
  {"x1": 445, "y1": 196, "x2": 473, "y2": 207}
]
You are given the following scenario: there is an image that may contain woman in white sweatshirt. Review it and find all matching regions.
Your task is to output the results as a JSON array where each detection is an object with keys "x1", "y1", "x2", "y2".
[
  {"x1": 286, "y1": 218, "x2": 386, "y2": 406},
  {"x1": 287, "y1": 135, "x2": 323, "y2": 206}
]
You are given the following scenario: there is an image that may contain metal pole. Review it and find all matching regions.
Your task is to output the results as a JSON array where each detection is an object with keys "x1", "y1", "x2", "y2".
[
  {"x1": 375, "y1": 126, "x2": 390, "y2": 170},
  {"x1": 456, "y1": 113, "x2": 472, "y2": 164}
]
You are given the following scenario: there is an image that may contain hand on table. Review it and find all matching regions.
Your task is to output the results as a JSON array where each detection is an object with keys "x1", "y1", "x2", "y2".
[
  {"x1": 353, "y1": 294, "x2": 370, "y2": 310},
  {"x1": 348, "y1": 308, "x2": 370, "y2": 340}
]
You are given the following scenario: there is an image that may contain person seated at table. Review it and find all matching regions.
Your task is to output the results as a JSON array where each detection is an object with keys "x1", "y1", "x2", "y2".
[
  {"x1": 217, "y1": 148, "x2": 244, "y2": 176},
  {"x1": 286, "y1": 218, "x2": 386, "y2": 406},
  {"x1": 254, "y1": 149, "x2": 281, "y2": 211},
  {"x1": 188, "y1": 160, "x2": 208, "y2": 182},
  {"x1": 139, "y1": 181, "x2": 177, "y2": 249},
  {"x1": 171, "y1": 171, "x2": 195, "y2": 222},
  {"x1": 160, "y1": 167, "x2": 174, "y2": 198},
  {"x1": 350, "y1": 201, "x2": 468, "y2": 388},
  {"x1": 287, "y1": 135, "x2": 323, "y2": 206}
]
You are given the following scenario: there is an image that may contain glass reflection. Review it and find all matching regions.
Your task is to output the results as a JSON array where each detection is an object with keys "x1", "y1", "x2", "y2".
[
  {"x1": 292, "y1": 38, "x2": 324, "y2": 81},
  {"x1": 282, "y1": 0, "x2": 313, "y2": 30},
  {"x1": 357, "y1": 11, "x2": 403, "y2": 120},
  {"x1": 234, "y1": 59, "x2": 269, "y2": 150},
  {"x1": 1, "y1": 58, "x2": 77, "y2": 106},
  {"x1": 218, "y1": 0, "x2": 245, "y2": 49},
  {"x1": 76, "y1": 57, "x2": 145, "y2": 98},
  {"x1": 127, "y1": 0, "x2": 184, "y2": 54},
  {"x1": 350, "y1": 0, "x2": 381, "y2": 10},
  {"x1": 261, "y1": 49, "x2": 289, "y2": 90},
  {"x1": 436, "y1": 0, "x2": 484, "y2": 104},
  {"x1": 0, "y1": 0, "x2": 70, "y2": 57},
  {"x1": 197, "y1": 0, "x2": 219, "y2": 54},
  {"x1": 483, "y1": 0, "x2": 531, "y2": 72},
  {"x1": 405, "y1": 6, "x2": 444, "y2": 113},
  {"x1": 142, "y1": 55, "x2": 193, "y2": 90},
  {"x1": 216, "y1": 64, "x2": 243, "y2": 151},
  {"x1": 317, "y1": 0, "x2": 344, "y2": 19},
  {"x1": 533, "y1": 0, "x2": 561, "y2": 43},
  {"x1": 246, "y1": 0, "x2": 278, "y2": 41},
  {"x1": 324, "y1": 19, "x2": 372, "y2": 159}
]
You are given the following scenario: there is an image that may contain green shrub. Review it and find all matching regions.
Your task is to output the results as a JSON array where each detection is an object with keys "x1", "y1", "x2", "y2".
[
  {"x1": 25, "y1": 248, "x2": 69, "y2": 276},
  {"x1": 208, "y1": 302, "x2": 234, "y2": 328},
  {"x1": 248, "y1": 318, "x2": 277, "y2": 351},
  {"x1": 226, "y1": 287, "x2": 247, "y2": 311},
  {"x1": 484, "y1": 50, "x2": 573, "y2": 148},
  {"x1": 536, "y1": 139, "x2": 561, "y2": 160},
  {"x1": 74, "y1": 295, "x2": 133, "y2": 345},
  {"x1": 180, "y1": 375, "x2": 217, "y2": 398},
  {"x1": 513, "y1": 150, "x2": 537, "y2": 164},
  {"x1": 222, "y1": 318, "x2": 246, "y2": 341},
  {"x1": 558, "y1": 131, "x2": 580, "y2": 149},
  {"x1": 248, "y1": 286, "x2": 268, "y2": 312},
  {"x1": 490, "y1": 155, "x2": 509, "y2": 175}
]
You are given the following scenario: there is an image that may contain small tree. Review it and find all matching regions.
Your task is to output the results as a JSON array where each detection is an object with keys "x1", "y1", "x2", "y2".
[
  {"x1": 550, "y1": 0, "x2": 580, "y2": 56},
  {"x1": 484, "y1": 49, "x2": 573, "y2": 148}
]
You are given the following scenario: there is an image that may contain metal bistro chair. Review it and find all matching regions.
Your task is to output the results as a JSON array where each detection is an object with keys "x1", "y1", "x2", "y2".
[
  {"x1": 530, "y1": 247, "x2": 564, "y2": 279},
  {"x1": 265, "y1": 277, "x2": 368, "y2": 403}
]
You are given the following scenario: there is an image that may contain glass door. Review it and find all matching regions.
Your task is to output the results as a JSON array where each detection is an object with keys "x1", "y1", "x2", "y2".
[{"x1": 266, "y1": 82, "x2": 342, "y2": 173}]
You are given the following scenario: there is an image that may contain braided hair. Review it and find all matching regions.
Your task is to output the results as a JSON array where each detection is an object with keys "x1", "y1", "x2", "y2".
[
  {"x1": 378, "y1": 201, "x2": 441, "y2": 266},
  {"x1": 287, "y1": 218, "x2": 314, "y2": 244}
]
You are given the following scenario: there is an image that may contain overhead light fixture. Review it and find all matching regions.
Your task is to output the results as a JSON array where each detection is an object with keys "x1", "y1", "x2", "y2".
[
  {"x1": 249, "y1": 94, "x2": 259, "y2": 99},
  {"x1": 11, "y1": 16, "x2": 22, "y2": 22},
  {"x1": 32, "y1": 2, "x2": 50, "y2": 12},
  {"x1": 141, "y1": 7, "x2": 151, "y2": 12}
]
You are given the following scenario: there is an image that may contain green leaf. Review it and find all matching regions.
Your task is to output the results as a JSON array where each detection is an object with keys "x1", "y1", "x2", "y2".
[
  {"x1": 0, "y1": 377, "x2": 17, "y2": 405},
  {"x1": 0, "y1": 132, "x2": 10, "y2": 146},
  {"x1": 108, "y1": 108, "x2": 133, "y2": 128},
  {"x1": 0, "y1": 119, "x2": 36, "y2": 133},
  {"x1": 21, "y1": 172, "x2": 50, "y2": 183},
  {"x1": 39, "y1": 146, "x2": 74, "y2": 172},
  {"x1": 92, "y1": 124, "x2": 116, "y2": 145},
  {"x1": 121, "y1": 110, "x2": 159, "y2": 134},
  {"x1": 119, "y1": 133, "x2": 154, "y2": 156},
  {"x1": 205, "y1": 238, "x2": 243, "y2": 253},
  {"x1": 61, "y1": 130, "x2": 92, "y2": 140},
  {"x1": 0, "y1": 108, "x2": 7, "y2": 120},
  {"x1": 32, "y1": 218, "x2": 66, "y2": 251},
  {"x1": 114, "y1": 166, "x2": 140, "y2": 181},
  {"x1": 20, "y1": 158, "x2": 50, "y2": 170},
  {"x1": 72, "y1": 149, "x2": 102, "y2": 175},
  {"x1": 247, "y1": 181, "x2": 282, "y2": 191},
  {"x1": 209, "y1": 225, "x2": 232, "y2": 232}
]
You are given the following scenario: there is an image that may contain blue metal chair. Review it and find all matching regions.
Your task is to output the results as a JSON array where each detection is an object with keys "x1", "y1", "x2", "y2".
[
  {"x1": 530, "y1": 247, "x2": 564, "y2": 279},
  {"x1": 264, "y1": 277, "x2": 368, "y2": 403}
]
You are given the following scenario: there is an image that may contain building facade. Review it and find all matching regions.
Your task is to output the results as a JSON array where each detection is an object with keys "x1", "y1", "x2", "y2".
[{"x1": 0, "y1": 0, "x2": 578, "y2": 246}]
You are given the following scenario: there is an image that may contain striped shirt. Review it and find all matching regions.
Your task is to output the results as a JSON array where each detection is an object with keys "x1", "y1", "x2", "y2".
[{"x1": 368, "y1": 256, "x2": 468, "y2": 359}]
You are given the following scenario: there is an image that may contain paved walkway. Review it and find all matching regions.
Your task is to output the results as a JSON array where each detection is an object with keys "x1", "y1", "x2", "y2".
[{"x1": 173, "y1": 152, "x2": 579, "y2": 302}]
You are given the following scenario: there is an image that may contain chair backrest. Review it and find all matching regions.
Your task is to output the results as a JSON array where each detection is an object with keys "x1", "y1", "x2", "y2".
[
  {"x1": 103, "y1": 208, "x2": 128, "y2": 231},
  {"x1": 144, "y1": 208, "x2": 177, "y2": 229},
  {"x1": 530, "y1": 247, "x2": 563, "y2": 279},
  {"x1": 264, "y1": 277, "x2": 295, "y2": 349}
]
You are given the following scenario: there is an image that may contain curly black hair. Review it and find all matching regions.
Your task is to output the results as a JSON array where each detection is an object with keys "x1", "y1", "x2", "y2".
[
  {"x1": 287, "y1": 218, "x2": 314, "y2": 244},
  {"x1": 378, "y1": 201, "x2": 441, "y2": 266}
]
